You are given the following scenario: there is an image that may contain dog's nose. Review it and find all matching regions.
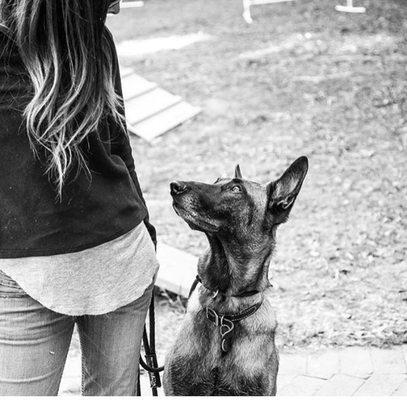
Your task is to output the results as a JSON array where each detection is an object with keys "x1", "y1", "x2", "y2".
[{"x1": 170, "y1": 181, "x2": 188, "y2": 196}]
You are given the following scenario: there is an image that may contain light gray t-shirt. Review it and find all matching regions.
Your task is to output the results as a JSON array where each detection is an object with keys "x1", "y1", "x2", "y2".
[{"x1": 0, "y1": 222, "x2": 159, "y2": 316}]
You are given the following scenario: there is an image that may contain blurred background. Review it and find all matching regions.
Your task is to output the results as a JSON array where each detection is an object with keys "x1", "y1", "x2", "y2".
[{"x1": 64, "y1": 0, "x2": 407, "y2": 394}]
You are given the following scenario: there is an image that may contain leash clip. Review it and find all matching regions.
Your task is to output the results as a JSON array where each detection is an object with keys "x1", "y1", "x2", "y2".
[
  {"x1": 206, "y1": 307, "x2": 219, "y2": 327},
  {"x1": 219, "y1": 316, "x2": 234, "y2": 353},
  {"x1": 219, "y1": 315, "x2": 234, "y2": 335}
]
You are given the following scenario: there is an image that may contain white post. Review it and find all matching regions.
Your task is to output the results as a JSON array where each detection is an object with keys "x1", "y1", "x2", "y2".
[{"x1": 335, "y1": 0, "x2": 366, "y2": 13}]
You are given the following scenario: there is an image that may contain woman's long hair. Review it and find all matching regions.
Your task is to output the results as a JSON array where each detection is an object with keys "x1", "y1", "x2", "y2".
[{"x1": 1, "y1": 0, "x2": 125, "y2": 199}]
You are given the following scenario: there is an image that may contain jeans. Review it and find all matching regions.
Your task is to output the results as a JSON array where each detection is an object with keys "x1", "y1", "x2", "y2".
[{"x1": 0, "y1": 270, "x2": 154, "y2": 396}]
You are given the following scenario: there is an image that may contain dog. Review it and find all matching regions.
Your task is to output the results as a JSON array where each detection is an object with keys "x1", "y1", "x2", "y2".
[{"x1": 163, "y1": 156, "x2": 308, "y2": 396}]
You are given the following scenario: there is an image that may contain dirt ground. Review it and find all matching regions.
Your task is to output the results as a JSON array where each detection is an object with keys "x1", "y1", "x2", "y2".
[{"x1": 106, "y1": 0, "x2": 407, "y2": 356}]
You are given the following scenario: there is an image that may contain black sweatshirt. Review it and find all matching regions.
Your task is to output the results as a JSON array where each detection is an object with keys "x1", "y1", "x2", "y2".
[{"x1": 0, "y1": 25, "x2": 155, "y2": 258}]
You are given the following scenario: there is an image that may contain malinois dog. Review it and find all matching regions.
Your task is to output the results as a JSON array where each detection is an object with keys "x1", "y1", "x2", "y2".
[{"x1": 163, "y1": 156, "x2": 308, "y2": 396}]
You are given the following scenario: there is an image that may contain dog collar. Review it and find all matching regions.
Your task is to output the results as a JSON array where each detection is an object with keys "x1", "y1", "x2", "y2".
[
  {"x1": 189, "y1": 275, "x2": 263, "y2": 353},
  {"x1": 194, "y1": 275, "x2": 261, "y2": 298},
  {"x1": 204, "y1": 302, "x2": 262, "y2": 354}
]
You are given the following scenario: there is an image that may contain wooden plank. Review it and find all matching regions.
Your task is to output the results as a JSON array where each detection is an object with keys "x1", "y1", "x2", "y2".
[
  {"x1": 155, "y1": 242, "x2": 198, "y2": 298},
  {"x1": 120, "y1": 71, "x2": 201, "y2": 141},
  {"x1": 121, "y1": 74, "x2": 157, "y2": 101},
  {"x1": 126, "y1": 88, "x2": 182, "y2": 125},
  {"x1": 129, "y1": 101, "x2": 201, "y2": 141}
]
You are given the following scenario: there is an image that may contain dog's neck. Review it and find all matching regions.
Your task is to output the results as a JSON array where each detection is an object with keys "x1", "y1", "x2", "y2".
[{"x1": 197, "y1": 233, "x2": 274, "y2": 297}]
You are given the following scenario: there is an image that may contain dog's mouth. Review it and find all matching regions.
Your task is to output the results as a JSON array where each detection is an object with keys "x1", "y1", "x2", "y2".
[
  {"x1": 172, "y1": 202, "x2": 186, "y2": 217},
  {"x1": 172, "y1": 202, "x2": 220, "y2": 232}
]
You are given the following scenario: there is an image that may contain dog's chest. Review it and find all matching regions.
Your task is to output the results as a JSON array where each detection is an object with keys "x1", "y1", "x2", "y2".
[{"x1": 166, "y1": 310, "x2": 276, "y2": 395}]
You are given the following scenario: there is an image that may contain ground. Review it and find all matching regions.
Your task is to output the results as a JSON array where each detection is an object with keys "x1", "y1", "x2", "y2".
[
  {"x1": 103, "y1": 0, "x2": 407, "y2": 357},
  {"x1": 61, "y1": 344, "x2": 407, "y2": 395}
]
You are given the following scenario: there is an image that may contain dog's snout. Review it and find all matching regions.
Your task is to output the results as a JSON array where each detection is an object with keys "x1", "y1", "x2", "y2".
[{"x1": 170, "y1": 181, "x2": 188, "y2": 196}]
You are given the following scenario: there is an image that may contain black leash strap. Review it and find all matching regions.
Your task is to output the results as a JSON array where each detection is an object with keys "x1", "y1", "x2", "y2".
[
  {"x1": 137, "y1": 275, "x2": 202, "y2": 395},
  {"x1": 188, "y1": 275, "x2": 201, "y2": 298},
  {"x1": 136, "y1": 232, "x2": 164, "y2": 397},
  {"x1": 137, "y1": 291, "x2": 164, "y2": 396},
  {"x1": 137, "y1": 273, "x2": 200, "y2": 395}
]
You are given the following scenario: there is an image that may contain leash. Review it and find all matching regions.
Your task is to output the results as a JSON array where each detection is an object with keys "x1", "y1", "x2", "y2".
[
  {"x1": 137, "y1": 291, "x2": 164, "y2": 396},
  {"x1": 137, "y1": 272, "x2": 197, "y2": 395},
  {"x1": 136, "y1": 226, "x2": 164, "y2": 397},
  {"x1": 136, "y1": 275, "x2": 205, "y2": 395}
]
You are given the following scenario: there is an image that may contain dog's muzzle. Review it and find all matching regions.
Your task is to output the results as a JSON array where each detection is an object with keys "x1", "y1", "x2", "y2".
[{"x1": 170, "y1": 181, "x2": 188, "y2": 196}]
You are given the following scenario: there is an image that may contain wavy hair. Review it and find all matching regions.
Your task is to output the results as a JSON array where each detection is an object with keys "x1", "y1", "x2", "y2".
[{"x1": 1, "y1": 0, "x2": 125, "y2": 199}]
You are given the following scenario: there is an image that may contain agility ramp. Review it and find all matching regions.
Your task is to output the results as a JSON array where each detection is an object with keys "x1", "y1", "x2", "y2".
[{"x1": 120, "y1": 67, "x2": 201, "y2": 142}]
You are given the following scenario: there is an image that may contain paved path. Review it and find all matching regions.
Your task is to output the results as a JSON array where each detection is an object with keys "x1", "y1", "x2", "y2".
[
  {"x1": 60, "y1": 345, "x2": 407, "y2": 396},
  {"x1": 278, "y1": 346, "x2": 407, "y2": 396}
]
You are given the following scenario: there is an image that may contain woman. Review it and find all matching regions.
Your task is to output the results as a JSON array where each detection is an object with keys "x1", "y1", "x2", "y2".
[{"x1": 0, "y1": 0, "x2": 159, "y2": 395}]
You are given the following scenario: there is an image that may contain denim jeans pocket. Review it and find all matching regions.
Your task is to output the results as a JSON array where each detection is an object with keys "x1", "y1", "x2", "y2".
[{"x1": 0, "y1": 270, "x2": 27, "y2": 298}]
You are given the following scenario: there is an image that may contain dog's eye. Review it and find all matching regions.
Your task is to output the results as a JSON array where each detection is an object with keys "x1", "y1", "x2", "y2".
[
  {"x1": 214, "y1": 177, "x2": 222, "y2": 184},
  {"x1": 230, "y1": 185, "x2": 242, "y2": 193}
]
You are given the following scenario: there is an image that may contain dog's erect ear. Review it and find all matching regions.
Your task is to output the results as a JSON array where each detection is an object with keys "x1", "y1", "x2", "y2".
[
  {"x1": 267, "y1": 156, "x2": 308, "y2": 224},
  {"x1": 235, "y1": 164, "x2": 243, "y2": 179}
]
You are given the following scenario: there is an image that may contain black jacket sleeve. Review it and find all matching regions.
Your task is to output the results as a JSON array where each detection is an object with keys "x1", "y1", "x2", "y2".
[{"x1": 106, "y1": 28, "x2": 157, "y2": 247}]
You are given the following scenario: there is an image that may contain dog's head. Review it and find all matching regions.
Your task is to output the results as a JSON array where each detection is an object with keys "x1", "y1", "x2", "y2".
[{"x1": 170, "y1": 156, "x2": 308, "y2": 242}]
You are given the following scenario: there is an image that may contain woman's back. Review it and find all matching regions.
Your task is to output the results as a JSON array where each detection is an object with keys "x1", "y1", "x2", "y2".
[
  {"x1": 0, "y1": 2, "x2": 159, "y2": 395},
  {"x1": 0, "y1": 25, "x2": 149, "y2": 258}
]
